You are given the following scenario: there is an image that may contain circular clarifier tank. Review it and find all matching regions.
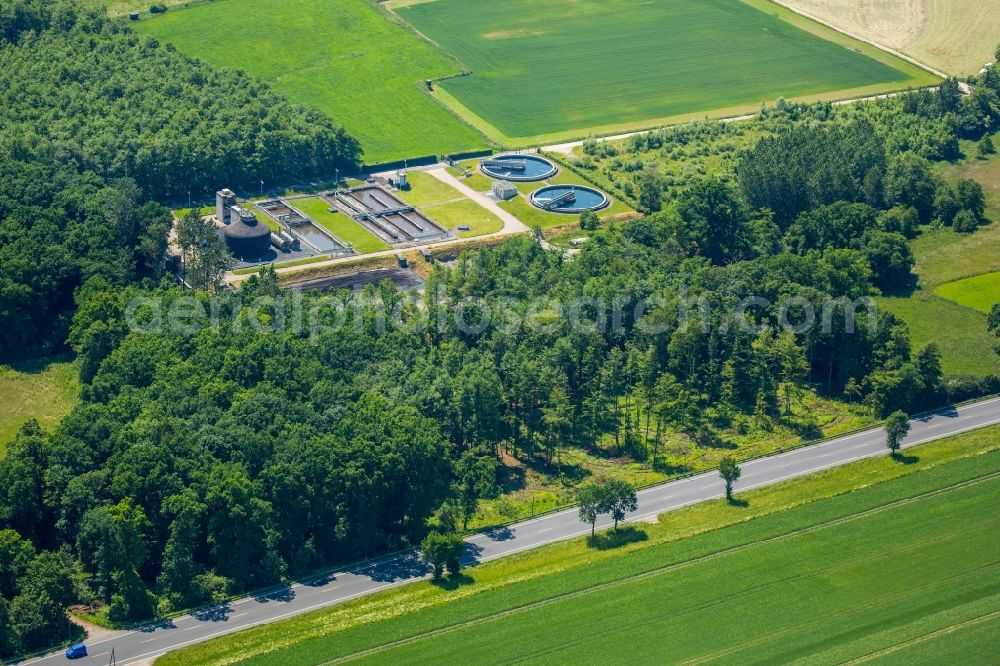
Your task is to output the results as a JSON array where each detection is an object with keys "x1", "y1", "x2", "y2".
[
  {"x1": 480, "y1": 154, "x2": 558, "y2": 181},
  {"x1": 530, "y1": 184, "x2": 610, "y2": 214}
]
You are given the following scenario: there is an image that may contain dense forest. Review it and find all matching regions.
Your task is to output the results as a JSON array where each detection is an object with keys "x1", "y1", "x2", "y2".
[
  {"x1": 0, "y1": 0, "x2": 361, "y2": 361},
  {"x1": 2, "y1": 0, "x2": 1000, "y2": 656}
]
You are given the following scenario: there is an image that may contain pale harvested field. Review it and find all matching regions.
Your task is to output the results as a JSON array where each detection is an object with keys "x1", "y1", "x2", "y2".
[{"x1": 779, "y1": 0, "x2": 998, "y2": 75}]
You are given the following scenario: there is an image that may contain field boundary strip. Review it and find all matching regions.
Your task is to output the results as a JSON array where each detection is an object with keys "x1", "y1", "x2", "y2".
[{"x1": 314, "y1": 468, "x2": 1000, "y2": 665}]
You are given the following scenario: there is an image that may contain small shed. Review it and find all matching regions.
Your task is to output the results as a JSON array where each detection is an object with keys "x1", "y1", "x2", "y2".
[
  {"x1": 129, "y1": 11, "x2": 140, "y2": 20},
  {"x1": 492, "y1": 180, "x2": 517, "y2": 201}
]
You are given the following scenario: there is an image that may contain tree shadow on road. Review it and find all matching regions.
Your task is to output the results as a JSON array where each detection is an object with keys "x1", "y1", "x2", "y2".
[
  {"x1": 254, "y1": 586, "x2": 295, "y2": 604},
  {"x1": 586, "y1": 525, "x2": 648, "y2": 550},
  {"x1": 483, "y1": 526, "x2": 515, "y2": 542},
  {"x1": 302, "y1": 573, "x2": 336, "y2": 587},
  {"x1": 362, "y1": 551, "x2": 431, "y2": 583},
  {"x1": 136, "y1": 618, "x2": 176, "y2": 632},
  {"x1": 192, "y1": 603, "x2": 233, "y2": 623}
]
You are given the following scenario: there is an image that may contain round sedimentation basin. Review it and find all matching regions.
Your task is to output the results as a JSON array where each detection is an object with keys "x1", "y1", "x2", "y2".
[
  {"x1": 480, "y1": 154, "x2": 558, "y2": 182},
  {"x1": 530, "y1": 184, "x2": 610, "y2": 214}
]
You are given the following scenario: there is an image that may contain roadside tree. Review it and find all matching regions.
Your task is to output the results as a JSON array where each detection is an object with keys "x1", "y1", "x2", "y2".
[
  {"x1": 577, "y1": 483, "x2": 603, "y2": 536},
  {"x1": 719, "y1": 456, "x2": 742, "y2": 503},
  {"x1": 885, "y1": 411, "x2": 911, "y2": 455},
  {"x1": 601, "y1": 479, "x2": 638, "y2": 530},
  {"x1": 421, "y1": 532, "x2": 465, "y2": 579}
]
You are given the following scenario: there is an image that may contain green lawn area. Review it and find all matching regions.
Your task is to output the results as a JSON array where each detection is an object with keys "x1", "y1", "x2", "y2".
[
  {"x1": 133, "y1": 0, "x2": 487, "y2": 163},
  {"x1": 935, "y1": 271, "x2": 1000, "y2": 314},
  {"x1": 0, "y1": 358, "x2": 79, "y2": 455},
  {"x1": 445, "y1": 161, "x2": 494, "y2": 193},
  {"x1": 425, "y1": 200, "x2": 503, "y2": 237},
  {"x1": 294, "y1": 197, "x2": 390, "y2": 254},
  {"x1": 398, "y1": 171, "x2": 465, "y2": 208},
  {"x1": 157, "y1": 424, "x2": 1000, "y2": 666},
  {"x1": 396, "y1": 0, "x2": 932, "y2": 144}
]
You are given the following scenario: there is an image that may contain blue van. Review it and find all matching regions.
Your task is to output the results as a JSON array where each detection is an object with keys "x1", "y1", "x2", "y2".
[{"x1": 65, "y1": 643, "x2": 87, "y2": 659}]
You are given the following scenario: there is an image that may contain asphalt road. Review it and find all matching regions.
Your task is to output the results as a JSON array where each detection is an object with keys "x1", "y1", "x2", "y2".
[{"x1": 27, "y1": 397, "x2": 1000, "y2": 666}]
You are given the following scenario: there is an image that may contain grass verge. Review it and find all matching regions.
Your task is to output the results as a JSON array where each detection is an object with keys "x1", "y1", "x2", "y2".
[{"x1": 156, "y1": 423, "x2": 1000, "y2": 666}]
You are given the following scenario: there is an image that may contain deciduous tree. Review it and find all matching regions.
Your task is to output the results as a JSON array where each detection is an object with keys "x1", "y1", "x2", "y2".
[
  {"x1": 885, "y1": 411, "x2": 911, "y2": 455},
  {"x1": 719, "y1": 456, "x2": 742, "y2": 503}
]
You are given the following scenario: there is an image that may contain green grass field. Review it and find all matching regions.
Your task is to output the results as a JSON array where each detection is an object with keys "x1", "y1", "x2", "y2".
[
  {"x1": 878, "y1": 144, "x2": 1000, "y2": 376},
  {"x1": 157, "y1": 425, "x2": 1000, "y2": 666},
  {"x1": 936, "y1": 272, "x2": 1000, "y2": 314},
  {"x1": 0, "y1": 358, "x2": 79, "y2": 455},
  {"x1": 294, "y1": 197, "x2": 391, "y2": 254},
  {"x1": 133, "y1": 0, "x2": 487, "y2": 164},
  {"x1": 428, "y1": 200, "x2": 504, "y2": 238},
  {"x1": 397, "y1": 172, "x2": 465, "y2": 208},
  {"x1": 877, "y1": 292, "x2": 1000, "y2": 376},
  {"x1": 397, "y1": 0, "x2": 933, "y2": 143}
]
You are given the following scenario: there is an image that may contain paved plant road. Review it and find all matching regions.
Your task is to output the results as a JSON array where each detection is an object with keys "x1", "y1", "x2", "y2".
[{"x1": 26, "y1": 397, "x2": 1000, "y2": 666}]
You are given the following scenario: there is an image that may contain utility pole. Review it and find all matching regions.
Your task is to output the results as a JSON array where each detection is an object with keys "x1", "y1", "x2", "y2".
[{"x1": 260, "y1": 180, "x2": 264, "y2": 198}]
